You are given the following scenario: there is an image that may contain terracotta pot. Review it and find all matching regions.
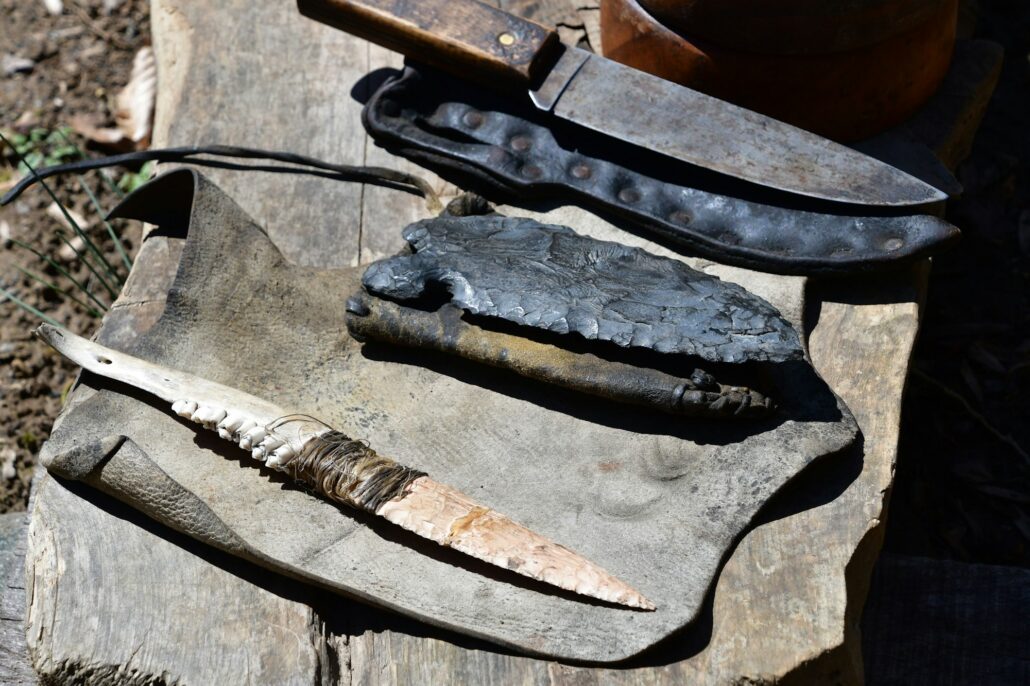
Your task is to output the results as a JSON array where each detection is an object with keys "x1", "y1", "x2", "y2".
[
  {"x1": 639, "y1": 0, "x2": 951, "y2": 54},
  {"x1": 600, "y1": 0, "x2": 957, "y2": 141}
]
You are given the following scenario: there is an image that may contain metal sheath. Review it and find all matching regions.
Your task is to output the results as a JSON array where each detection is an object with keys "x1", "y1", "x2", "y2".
[{"x1": 362, "y1": 65, "x2": 960, "y2": 275}]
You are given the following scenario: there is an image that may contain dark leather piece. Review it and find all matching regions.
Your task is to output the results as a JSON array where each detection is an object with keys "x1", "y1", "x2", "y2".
[
  {"x1": 362, "y1": 65, "x2": 960, "y2": 275},
  {"x1": 346, "y1": 294, "x2": 778, "y2": 419}
]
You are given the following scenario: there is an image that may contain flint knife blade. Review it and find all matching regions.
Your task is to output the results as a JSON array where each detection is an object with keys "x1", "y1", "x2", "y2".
[
  {"x1": 36, "y1": 324, "x2": 653, "y2": 610},
  {"x1": 297, "y1": 0, "x2": 947, "y2": 207}
]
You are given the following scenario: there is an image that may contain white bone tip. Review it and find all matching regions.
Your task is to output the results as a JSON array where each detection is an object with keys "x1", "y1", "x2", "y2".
[
  {"x1": 174, "y1": 400, "x2": 198, "y2": 418},
  {"x1": 269, "y1": 444, "x2": 296, "y2": 469}
]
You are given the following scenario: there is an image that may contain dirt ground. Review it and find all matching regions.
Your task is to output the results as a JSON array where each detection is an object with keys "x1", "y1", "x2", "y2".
[
  {"x1": 0, "y1": 0, "x2": 1027, "y2": 570},
  {"x1": 0, "y1": 0, "x2": 148, "y2": 511}
]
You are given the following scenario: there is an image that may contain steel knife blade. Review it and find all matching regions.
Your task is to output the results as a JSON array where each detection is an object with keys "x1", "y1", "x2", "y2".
[{"x1": 297, "y1": 0, "x2": 947, "y2": 207}]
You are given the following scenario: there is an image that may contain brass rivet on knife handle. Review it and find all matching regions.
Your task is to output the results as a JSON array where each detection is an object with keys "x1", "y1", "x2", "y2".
[{"x1": 297, "y1": 0, "x2": 562, "y2": 86}]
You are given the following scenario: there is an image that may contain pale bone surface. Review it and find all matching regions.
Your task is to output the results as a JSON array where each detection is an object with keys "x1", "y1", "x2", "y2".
[
  {"x1": 21, "y1": 0, "x2": 1001, "y2": 680},
  {"x1": 38, "y1": 170, "x2": 855, "y2": 661}
]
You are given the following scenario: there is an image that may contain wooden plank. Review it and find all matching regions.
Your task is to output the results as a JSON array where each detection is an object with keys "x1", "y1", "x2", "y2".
[
  {"x1": 26, "y1": 474, "x2": 327, "y2": 685},
  {"x1": 21, "y1": 1, "x2": 1002, "y2": 683},
  {"x1": 152, "y1": 0, "x2": 369, "y2": 268},
  {"x1": 0, "y1": 513, "x2": 36, "y2": 686}
]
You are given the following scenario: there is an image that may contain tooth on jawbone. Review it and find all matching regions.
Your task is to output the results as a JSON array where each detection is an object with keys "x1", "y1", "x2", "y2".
[
  {"x1": 267, "y1": 444, "x2": 296, "y2": 469},
  {"x1": 244, "y1": 426, "x2": 267, "y2": 445},
  {"x1": 173, "y1": 400, "x2": 198, "y2": 419},
  {"x1": 192, "y1": 405, "x2": 226, "y2": 426},
  {"x1": 219, "y1": 414, "x2": 245, "y2": 432},
  {"x1": 235, "y1": 420, "x2": 257, "y2": 447},
  {"x1": 217, "y1": 427, "x2": 233, "y2": 440},
  {"x1": 260, "y1": 435, "x2": 284, "y2": 451}
]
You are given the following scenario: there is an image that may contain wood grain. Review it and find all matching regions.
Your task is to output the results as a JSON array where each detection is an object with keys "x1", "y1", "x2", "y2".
[
  {"x1": 0, "y1": 514, "x2": 36, "y2": 686},
  {"x1": 19, "y1": 0, "x2": 1001, "y2": 682},
  {"x1": 26, "y1": 475, "x2": 327, "y2": 685},
  {"x1": 298, "y1": 0, "x2": 561, "y2": 86}
]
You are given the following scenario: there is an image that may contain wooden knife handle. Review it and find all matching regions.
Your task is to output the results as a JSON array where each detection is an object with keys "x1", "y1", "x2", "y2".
[{"x1": 297, "y1": 0, "x2": 562, "y2": 86}]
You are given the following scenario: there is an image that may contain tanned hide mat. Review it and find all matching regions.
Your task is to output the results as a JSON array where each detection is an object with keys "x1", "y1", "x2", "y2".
[{"x1": 41, "y1": 171, "x2": 859, "y2": 662}]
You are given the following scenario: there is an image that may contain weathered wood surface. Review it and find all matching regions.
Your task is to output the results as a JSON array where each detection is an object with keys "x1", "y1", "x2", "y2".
[
  {"x1": 18, "y1": 0, "x2": 1001, "y2": 680},
  {"x1": 0, "y1": 513, "x2": 36, "y2": 686},
  {"x1": 34, "y1": 170, "x2": 857, "y2": 661}
]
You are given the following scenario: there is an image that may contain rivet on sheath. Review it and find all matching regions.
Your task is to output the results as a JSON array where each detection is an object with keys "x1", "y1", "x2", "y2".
[
  {"x1": 669, "y1": 210, "x2": 692, "y2": 225},
  {"x1": 618, "y1": 188, "x2": 641, "y2": 204},
  {"x1": 462, "y1": 110, "x2": 484, "y2": 129},
  {"x1": 884, "y1": 237, "x2": 904, "y2": 251},
  {"x1": 510, "y1": 135, "x2": 532, "y2": 152},
  {"x1": 522, "y1": 164, "x2": 543, "y2": 179},
  {"x1": 497, "y1": 32, "x2": 516, "y2": 46},
  {"x1": 570, "y1": 163, "x2": 592, "y2": 180}
]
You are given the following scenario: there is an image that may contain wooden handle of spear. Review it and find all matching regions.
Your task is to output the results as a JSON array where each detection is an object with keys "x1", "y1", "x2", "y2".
[{"x1": 297, "y1": 0, "x2": 562, "y2": 86}]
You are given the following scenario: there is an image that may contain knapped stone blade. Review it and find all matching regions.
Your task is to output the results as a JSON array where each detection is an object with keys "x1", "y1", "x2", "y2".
[
  {"x1": 362, "y1": 215, "x2": 804, "y2": 364},
  {"x1": 35, "y1": 324, "x2": 653, "y2": 610}
]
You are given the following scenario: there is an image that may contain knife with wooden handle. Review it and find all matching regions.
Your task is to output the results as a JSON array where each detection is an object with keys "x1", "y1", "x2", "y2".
[{"x1": 298, "y1": 0, "x2": 948, "y2": 207}]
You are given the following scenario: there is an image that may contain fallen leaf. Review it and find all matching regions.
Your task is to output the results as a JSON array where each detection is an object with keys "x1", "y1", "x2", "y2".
[
  {"x1": 0, "y1": 170, "x2": 21, "y2": 194},
  {"x1": 70, "y1": 113, "x2": 130, "y2": 146},
  {"x1": 69, "y1": 47, "x2": 156, "y2": 150},
  {"x1": 13, "y1": 110, "x2": 40, "y2": 131},
  {"x1": 968, "y1": 341, "x2": 1007, "y2": 374},
  {"x1": 46, "y1": 202, "x2": 92, "y2": 262},
  {"x1": 959, "y1": 360, "x2": 983, "y2": 404},
  {"x1": 2, "y1": 54, "x2": 35, "y2": 76},
  {"x1": 114, "y1": 46, "x2": 156, "y2": 145}
]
